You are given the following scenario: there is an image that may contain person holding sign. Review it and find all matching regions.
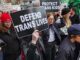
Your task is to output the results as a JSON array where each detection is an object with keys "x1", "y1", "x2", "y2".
[
  {"x1": 27, "y1": 30, "x2": 46, "y2": 60},
  {"x1": 0, "y1": 12, "x2": 20, "y2": 60}
]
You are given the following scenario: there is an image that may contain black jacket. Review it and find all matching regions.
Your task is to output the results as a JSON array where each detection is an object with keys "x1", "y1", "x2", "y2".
[
  {"x1": 55, "y1": 37, "x2": 77, "y2": 60},
  {"x1": 42, "y1": 24, "x2": 61, "y2": 46},
  {"x1": 56, "y1": 18, "x2": 69, "y2": 40},
  {"x1": 27, "y1": 40, "x2": 46, "y2": 60},
  {"x1": 26, "y1": 24, "x2": 61, "y2": 60},
  {"x1": 0, "y1": 31, "x2": 20, "y2": 60}
]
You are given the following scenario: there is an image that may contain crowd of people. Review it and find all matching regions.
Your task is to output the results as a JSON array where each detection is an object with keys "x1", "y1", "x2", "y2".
[{"x1": 0, "y1": 6, "x2": 80, "y2": 60}]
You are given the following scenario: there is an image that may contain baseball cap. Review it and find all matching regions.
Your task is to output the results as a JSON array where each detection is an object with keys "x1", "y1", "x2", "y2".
[{"x1": 68, "y1": 24, "x2": 80, "y2": 35}]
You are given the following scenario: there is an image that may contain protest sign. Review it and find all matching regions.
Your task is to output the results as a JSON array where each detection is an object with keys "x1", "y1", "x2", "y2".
[
  {"x1": 40, "y1": 0, "x2": 60, "y2": 12},
  {"x1": 11, "y1": 6, "x2": 48, "y2": 38}
]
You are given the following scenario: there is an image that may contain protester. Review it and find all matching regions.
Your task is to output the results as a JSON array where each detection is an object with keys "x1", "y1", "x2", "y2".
[
  {"x1": 0, "y1": 12, "x2": 20, "y2": 60},
  {"x1": 70, "y1": 7, "x2": 80, "y2": 24},
  {"x1": 55, "y1": 24, "x2": 80, "y2": 60},
  {"x1": 57, "y1": 8, "x2": 72, "y2": 40},
  {"x1": 61, "y1": 8, "x2": 71, "y2": 28},
  {"x1": 27, "y1": 30, "x2": 46, "y2": 60},
  {"x1": 41, "y1": 12, "x2": 61, "y2": 60}
]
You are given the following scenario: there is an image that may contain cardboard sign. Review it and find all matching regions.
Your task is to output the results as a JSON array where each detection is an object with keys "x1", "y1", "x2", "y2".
[
  {"x1": 40, "y1": 0, "x2": 60, "y2": 12},
  {"x1": 11, "y1": 6, "x2": 48, "y2": 38}
]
